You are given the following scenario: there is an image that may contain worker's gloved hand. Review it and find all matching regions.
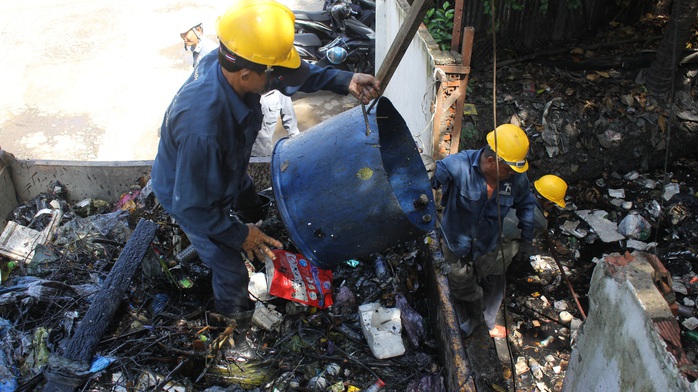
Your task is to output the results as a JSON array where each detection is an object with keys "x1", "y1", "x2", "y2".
[
  {"x1": 421, "y1": 154, "x2": 436, "y2": 179},
  {"x1": 447, "y1": 260, "x2": 479, "y2": 302},
  {"x1": 513, "y1": 241, "x2": 535, "y2": 265}
]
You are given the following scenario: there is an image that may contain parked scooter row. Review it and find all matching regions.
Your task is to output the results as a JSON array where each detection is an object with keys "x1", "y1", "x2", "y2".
[
  {"x1": 294, "y1": 0, "x2": 375, "y2": 43},
  {"x1": 324, "y1": 0, "x2": 375, "y2": 30},
  {"x1": 293, "y1": 0, "x2": 376, "y2": 74}
]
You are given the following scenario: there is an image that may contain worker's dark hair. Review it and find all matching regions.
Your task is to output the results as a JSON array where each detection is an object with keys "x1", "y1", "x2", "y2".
[
  {"x1": 482, "y1": 145, "x2": 496, "y2": 158},
  {"x1": 218, "y1": 44, "x2": 266, "y2": 74}
]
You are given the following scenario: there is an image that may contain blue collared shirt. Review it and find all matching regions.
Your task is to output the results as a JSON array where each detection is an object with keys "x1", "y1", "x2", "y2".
[
  {"x1": 151, "y1": 54, "x2": 352, "y2": 248},
  {"x1": 432, "y1": 148, "x2": 536, "y2": 259}
]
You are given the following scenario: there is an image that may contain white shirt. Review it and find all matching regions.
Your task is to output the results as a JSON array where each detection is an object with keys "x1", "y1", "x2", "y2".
[{"x1": 251, "y1": 90, "x2": 300, "y2": 157}]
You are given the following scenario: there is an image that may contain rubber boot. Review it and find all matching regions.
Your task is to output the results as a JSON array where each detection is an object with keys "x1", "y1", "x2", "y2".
[
  {"x1": 459, "y1": 299, "x2": 483, "y2": 338},
  {"x1": 223, "y1": 309, "x2": 259, "y2": 361}
]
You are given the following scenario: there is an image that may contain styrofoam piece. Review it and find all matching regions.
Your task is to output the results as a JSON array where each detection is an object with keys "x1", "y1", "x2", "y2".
[
  {"x1": 575, "y1": 210, "x2": 625, "y2": 243},
  {"x1": 608, "y1": 188, "x2": 625, "y2": 198},
  {"x1": 682, "y1": 317, "x2": 698, "y2": 331},
  {"x1": 359, "y1": 302, "x2": 405, "y2": 359},
  {"x1": 0, "y1": 208, "x2": 63, "y2": 262},
  {"x1": 252, "y1": 303, "x2": 282, "y2": 331},
  {"x1": 663, "y1": 183, "x2": 680, "y2": 201}
]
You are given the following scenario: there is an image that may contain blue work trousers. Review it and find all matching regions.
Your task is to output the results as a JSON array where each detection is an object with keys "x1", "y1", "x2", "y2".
[{"x1": 185, "y1": 230, "x2": 251, "y2": 315}]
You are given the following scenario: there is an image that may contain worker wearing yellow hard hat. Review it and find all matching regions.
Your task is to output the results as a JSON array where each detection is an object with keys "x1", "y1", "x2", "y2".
[
  {"x1": 151, "y1": 0, "x2": 380, "y2": 361},
  {"x1": 534, "y1": 174, "x2": 568, "y2": 208},
  {"x1": 430, "y1": 124, "x2": 538, "y2": 338},
  {"x1": 486, "y1": 174, "x2": 568, "y2": 338}
]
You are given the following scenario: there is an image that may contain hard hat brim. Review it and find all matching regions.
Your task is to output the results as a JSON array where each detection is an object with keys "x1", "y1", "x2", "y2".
[{"x1": 509, "y1": 161, "x2": 528, "y2": 173}]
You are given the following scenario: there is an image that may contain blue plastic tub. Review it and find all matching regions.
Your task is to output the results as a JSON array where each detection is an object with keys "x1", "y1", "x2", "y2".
[{"x1": 271, "y1": 97, "x2": 436, "y2": 269}]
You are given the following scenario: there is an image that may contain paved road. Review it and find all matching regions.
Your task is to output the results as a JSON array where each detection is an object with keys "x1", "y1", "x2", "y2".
[{"x1": 0, "y1": 0, "x2": 355, "y2": 161}]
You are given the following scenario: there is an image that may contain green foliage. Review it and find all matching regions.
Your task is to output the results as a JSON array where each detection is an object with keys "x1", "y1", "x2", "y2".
[
  {"x1": 424, "y1": 1, "x2": 454, "y2": 52},
  {"x1": 459, "y1": 122, "x2": 479, "y2": 149}
]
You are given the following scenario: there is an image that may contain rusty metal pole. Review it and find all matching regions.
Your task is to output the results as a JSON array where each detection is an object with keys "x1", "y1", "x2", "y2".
[{"x1": 447, "y1": 26, "x2": 474, "y2": 154}]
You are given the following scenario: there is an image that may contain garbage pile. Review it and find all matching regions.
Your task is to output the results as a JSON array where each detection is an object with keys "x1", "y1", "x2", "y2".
[
  {"x1": 1, "y1": 153, "x2": 698, "y2": 392},
  {"x1": 497, "y1": 154, "x2": 698, "y2": 391},
  {"x1": 0, "y1": 180, "x2": 444, "y2": 391}
]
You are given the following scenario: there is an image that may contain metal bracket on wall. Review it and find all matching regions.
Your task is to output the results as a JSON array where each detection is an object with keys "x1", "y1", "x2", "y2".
[{"x1": 432, "y1": 27, "x2": 475, "y2": 160}]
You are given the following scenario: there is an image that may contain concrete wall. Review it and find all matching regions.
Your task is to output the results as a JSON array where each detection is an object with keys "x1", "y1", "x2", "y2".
[
  {"x1": 375, "y1": 0, "x2": 456, "y2": 155},
  {"x1": 0, "y1": 150, "x2": 271, "y2": 233},
  {"x1": 563, "y1": 251, "x2": 698, "y2": 392}
]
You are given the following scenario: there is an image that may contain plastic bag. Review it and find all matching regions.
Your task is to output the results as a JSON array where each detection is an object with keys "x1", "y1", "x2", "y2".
[
  {"x1": 266, "y1": 250, "x2": 334, "y2": 309},
  {"x1": 396, "y1": 292, "x2": 424, "y2": 347},
  {"x1": 618, "y1": 211, "x2": 651, "y2": 241},
  {"x1": 333, "y1": 285, "x2": 356, "y2": 317}
]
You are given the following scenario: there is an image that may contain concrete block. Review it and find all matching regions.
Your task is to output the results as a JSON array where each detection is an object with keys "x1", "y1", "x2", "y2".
[{"x1": 359, "y1": 302, "x2": 405, "y2": 359}]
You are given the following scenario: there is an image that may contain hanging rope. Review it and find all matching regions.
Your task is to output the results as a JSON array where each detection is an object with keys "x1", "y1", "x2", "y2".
[{"x1": 484, "y1": 0, "x2": 521, "y2": 389}]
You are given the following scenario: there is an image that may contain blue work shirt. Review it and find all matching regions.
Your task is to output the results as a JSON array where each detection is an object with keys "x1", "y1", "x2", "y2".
[
  {"x1": 432, "y1": 148, "x2": 536, "y2": 260},
  {"x1": 151, "y1": 53, "x2": 353, "y2": 248}
]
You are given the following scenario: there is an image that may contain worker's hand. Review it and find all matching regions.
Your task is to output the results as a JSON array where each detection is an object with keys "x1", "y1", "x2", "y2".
[
  {"x1": 241, "y1": 223, "x2": 283, "y2": 261},
  {"x1": 513, "y1": 241, "x2": 535, "y2": 265},
  {"x1": 421, "y1": 153, "x2": 436, "y2": 179},
  {"x1": 348, "y1": 73, "x2": 381, "y2": 104}
]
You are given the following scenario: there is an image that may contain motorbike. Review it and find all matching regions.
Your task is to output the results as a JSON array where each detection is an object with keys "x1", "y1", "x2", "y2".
[
  {"x1": 293, "y1": 0, "x2": 375, "y2": 44},
  {"x1": 323, "y1": 0, "x2": 375, "y2": 30},
  {"x1": 294, "y1": 33, "x2": 375, "y2": 74},
  {"x1": 293, "y1": 0, "x2": 375, "y2": 74}
]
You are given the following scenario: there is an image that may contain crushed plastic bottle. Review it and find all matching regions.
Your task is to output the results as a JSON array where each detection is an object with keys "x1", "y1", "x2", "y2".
[
  {"x1": 528, "y1": 357, "x2": 544, "y2": 379},
  {"x1": 364, "y1": 378, "x2": 386, "y2": 392}
]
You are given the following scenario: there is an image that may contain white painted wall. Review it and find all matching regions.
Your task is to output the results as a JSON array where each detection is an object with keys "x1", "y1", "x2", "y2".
[
  {"x1": 563, "y1": 252, "x2": 698, "y2": 392},
  {"x1": 375, "y1": 0, "x2": 456, "y2": 155}
]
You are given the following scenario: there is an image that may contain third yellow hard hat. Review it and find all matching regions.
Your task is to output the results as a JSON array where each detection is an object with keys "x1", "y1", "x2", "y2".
[
  {"x1": 534, "y1": 174, "x2": 568, "y2": 208},
  {"x1": 486, "y1": 124, "x2": 530, "y2": 173}
]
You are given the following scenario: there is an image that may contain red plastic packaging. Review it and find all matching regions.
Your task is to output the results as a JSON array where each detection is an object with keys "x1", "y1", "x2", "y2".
[{"x1": 267, "y1": 250, "x2": 334, "y2": 309}]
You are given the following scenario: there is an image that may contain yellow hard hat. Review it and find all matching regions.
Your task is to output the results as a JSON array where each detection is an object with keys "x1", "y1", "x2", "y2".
[
  {"x1": 216, "y1": 0, "x2": 300, "y2": 68},
  {"x1": 534, "y1": 174, "x2": 568, "y2": 208},
  {"x1": 486, "y1": 124, "x2": 530, "y2": 173}
]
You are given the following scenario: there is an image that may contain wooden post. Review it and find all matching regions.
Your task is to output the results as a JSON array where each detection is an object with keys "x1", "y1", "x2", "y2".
[
  {"x1": 450, "y1": 0, "x2": 465, "y2": 52},
  {"x1": 42, "y1": 219, "x2": 159, "y2": 392}
]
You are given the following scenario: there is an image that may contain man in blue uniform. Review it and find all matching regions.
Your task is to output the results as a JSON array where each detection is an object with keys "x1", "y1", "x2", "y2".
[
  {"x1": 431, "y1": 124, "x2": 536, "y2": 337},
  {"x1": 151, "y1": 0, "x2": 380, "y2": 359},
  {"x1": 486, "y1": 174, "x2": 568, "y2": 338}
]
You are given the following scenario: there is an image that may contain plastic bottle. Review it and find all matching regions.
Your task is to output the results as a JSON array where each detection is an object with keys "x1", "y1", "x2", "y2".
[
  {"x1": 528, "y1": 357, "x2": 543, "y2": 379},
  {"x1": 373, "y1": 253, "x2": 388, "y2": 282},
  {"x1": 364, "y1": 378, "x2": 386, "y2": 392}
]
